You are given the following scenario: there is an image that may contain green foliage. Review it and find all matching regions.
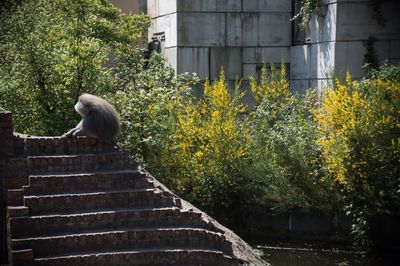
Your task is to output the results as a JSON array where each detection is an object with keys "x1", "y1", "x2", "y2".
[
  {"x1": 0, "y1": 0, "x2": 150, "y2": 135},
  {"x1": 369, "y1": 0, "x2": 386, "y2": 27},
  {"x1": 292, "y1": 0, "x2": 319, "y2": 29},
  {"x1": 314, "y1": 67, "x2": 400, "y2": 246},
  {"x1": 160, "y1": 72, "x2": 258, "y2": 220},
  {"x1": 363, "y1": 36, "x2": 379, "y2": 70},
  {"x1": 109, "y1": 53, "x2": 193, "y2": 172},
  {"x1": 248, "y1": 64, "x2": 338, "y2": 211}
]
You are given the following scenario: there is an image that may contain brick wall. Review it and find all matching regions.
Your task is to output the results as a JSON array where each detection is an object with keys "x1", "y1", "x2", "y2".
[{"x1": 0, "y1": 111, "x2": 14, "y2": 264}]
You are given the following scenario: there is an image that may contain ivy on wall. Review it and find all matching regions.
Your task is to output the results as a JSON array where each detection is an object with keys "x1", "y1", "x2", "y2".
[
  {"x1": 370, "y1": 0, "x2": 386, "y2": 27},
  {"x1": 293, "y1": 0, "x2": 386, "y2": 30}
]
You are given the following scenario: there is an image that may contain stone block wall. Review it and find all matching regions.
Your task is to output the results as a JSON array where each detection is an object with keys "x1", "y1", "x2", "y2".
[
  {"x1": 148, "y1": 0, "x2": 292, "y2": 91},
  {"x1": 291, "y1": 0, "x2": 400, "y2": 92},
  {"x1": 0, "y1": 112, "x2": 14, "y2": 264},
  {"x1": 148, "y1": 0, "x2": 400, "y2": 94}
]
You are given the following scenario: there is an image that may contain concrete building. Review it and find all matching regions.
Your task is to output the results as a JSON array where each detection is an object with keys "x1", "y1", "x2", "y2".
[
  {"x1": 118, "y1": 0, "x2": 400, "y2": 92},
  {"x1": 111, "y1": 0, "x2": 147, "y2": 14}
]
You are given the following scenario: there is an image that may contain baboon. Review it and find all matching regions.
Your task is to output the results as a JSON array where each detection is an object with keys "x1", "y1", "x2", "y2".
[{"x1": 62, "y1": 93, "x2": 121, "y2": 142}]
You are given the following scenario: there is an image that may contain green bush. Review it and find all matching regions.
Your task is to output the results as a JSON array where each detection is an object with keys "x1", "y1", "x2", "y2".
[
  {"x1": 109, "y1": 53, "x2": 193, "y2": 172},
  {"x1": 314, "y1": 67, "x2": 400, "y2": 246},
  {"x1": 248, "y1": 64, "x2": 338, "y2": 211},
  {"x1": 159, "y1": 72, "x2": 261, "y2": 221},
  {"x1": 0, "y1": 0, "x2": 150, "y2": 135}
]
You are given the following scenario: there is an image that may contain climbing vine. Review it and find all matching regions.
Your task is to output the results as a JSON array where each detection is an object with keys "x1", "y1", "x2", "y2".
[
  {"x1": 370, "y1": 0, "x2": 386, "y2": 27},
  {"x1": 293, "y1": 0, "x2": 386, "y2": 30},
  {"x1": 363, "y1": 36, "x2": 379, "y2": 70},
  {"x1": 291, "y1": 0, "x2": 319, "y2": 29}
]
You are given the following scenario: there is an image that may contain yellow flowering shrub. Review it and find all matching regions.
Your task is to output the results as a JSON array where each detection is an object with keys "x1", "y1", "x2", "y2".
[
  {"x1": 249, "y1": 62, "x2": 289, "y2": 105},
  {"x1": 163, "y1": 72, "x2": 253, "y2": 215},
  {"x1": 314, "y1": 71, "x2": 400, "y2": 245}
]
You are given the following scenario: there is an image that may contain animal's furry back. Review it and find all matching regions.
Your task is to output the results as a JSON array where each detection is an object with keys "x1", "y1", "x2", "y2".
[{"x1": 80, "y1": 94, "x2": 121, "y2": 140}]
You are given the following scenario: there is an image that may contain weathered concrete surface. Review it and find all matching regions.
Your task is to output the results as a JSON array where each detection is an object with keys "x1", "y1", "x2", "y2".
[
  {"x1": 226, "y1": 13, "x2": 291, "y2": 47},
  {"x1": 147, "y1": 0, "x2": 177, "y2": 18},
  {"x1": 147, "y1": 0, "x2": 400, "y2": 91},
  {"x1": 164, "y1": 47, "x2": 177, "y2": 71},
  {"x1": 178, "y1": 13, "x2": 226, "y2": 46},
  {"x1": 334, "y1": 41, "x2": 365, "y2": 79},
  {"x1": 290, "y1": 79, "x2": 311, "y2": 94},
  {"x1": 309, "y1": 2, "x2": 337, "y2": 43},
  {"x1": 290, "y1": 45, "x2": 311, "y2": 80},
  {"x1": 243, "y1": 47, "x2": 290, "y2": 64},
  {"x1": 242, "y1": 0, "x2": 291, "y2": 13},
  {"x1": 210, "y1": 47, "x2": 242, "y2": 80},
  {"x1": 177, "y1": 48, "x2": 210, "y2": 79},
  {"x1": 336, "y1": 0, "x2": 400, "y2": 41},
  {"x1": 148, "y1": 13, "x2": 177, "y2": 47},
  {"x1": 390, "y1": 40, "x2": 400, "y2": 61},
  {"x1": 177, "y1": 0, "x2": 241, "y2": 12},
  {"x1": 310, "y1": 42, "x2": 335, "y2": 79}
]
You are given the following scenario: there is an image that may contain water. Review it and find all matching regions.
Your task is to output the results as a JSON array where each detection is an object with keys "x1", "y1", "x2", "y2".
[{"x1": 258, "y1": 246, "x2": 400, "y2": 266}]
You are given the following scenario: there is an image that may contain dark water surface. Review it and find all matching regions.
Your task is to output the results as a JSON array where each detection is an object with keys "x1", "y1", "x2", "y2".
[{"x1": 258, "y1": 246, "x2": 400, "y2": 266}]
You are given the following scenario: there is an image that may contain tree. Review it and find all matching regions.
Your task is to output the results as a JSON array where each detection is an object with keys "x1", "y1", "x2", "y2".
[{"x1": 0, "y1": 0, "x2": 150, "y2": 135}]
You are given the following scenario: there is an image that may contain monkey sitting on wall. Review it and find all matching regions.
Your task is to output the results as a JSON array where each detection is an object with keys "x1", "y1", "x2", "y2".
[{"x1": 62, "y1": 93, "x2": 121, "y2": 142}]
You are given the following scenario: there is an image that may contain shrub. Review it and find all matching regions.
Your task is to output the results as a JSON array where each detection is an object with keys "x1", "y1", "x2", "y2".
[
  {"x1": 0, "y1": 0, "x2": 150, "y2": 135},
  {"x1": 248, "y1": 64, "x2": 337, "y2": 211},
  {"x1": 109, "y1": 53, "x2": 193, "y2": 171},
  {"x1": 314, "y1": 69, "x2": 400, "y2": 246},
  {"x1": 162, "y1": 72, "x2": 257, "y2": 220}
]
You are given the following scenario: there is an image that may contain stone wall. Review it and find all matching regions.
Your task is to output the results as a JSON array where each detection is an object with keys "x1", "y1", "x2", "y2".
[
  {"x1": 148, "y1": 0, "x2": 400, "y2": 94},
  {"x1": 233, "y1": 205, "x2": 352, "y2": 245},
  {"x1": 289, "y1": 0, "x2": 400, "y2": 92},
  {"x1": 0, "y1": 112, "x2": 14, "y2": 264},
  {"x1": 148, "y1": 0, "x2": 292, "y2": 89},
  {"x1": 1, "y1": 111, "x2": 267, "y2": 265}
]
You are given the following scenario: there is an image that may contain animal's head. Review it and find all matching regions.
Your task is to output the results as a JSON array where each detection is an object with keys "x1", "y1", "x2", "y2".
[{"x1": 75, "y1": 93, "x2": 95, "y2": 118}]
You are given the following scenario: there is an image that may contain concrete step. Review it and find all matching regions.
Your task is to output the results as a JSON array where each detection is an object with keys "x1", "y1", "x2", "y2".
[
  {"x1": 24, "y1": 136, "x2": 117, "y2": 156},
  {"x1": 11, "y1": 228, "x2": 232, "y2": 258},
  {"x1": 23, "y1": 169, "x2": 152, "y2": 195},
  {"x1": 24, "y1": 188, "x2": 180, "y2": 215},
  {"x1": 6, "y1": 177, "x2": 29, "y2": 190},
  {"x1": 27, "y1": 152, "x2": 138, "y2": 174},
  {"x1": 9, "y1": 207, "x2": 215, "y2": 238},
  {"x1": 34, "y1": 248, "x2": 236, "y2": 266},
  {"x1": 7, "y1": 189, "x2": 23, "y2": 206}
]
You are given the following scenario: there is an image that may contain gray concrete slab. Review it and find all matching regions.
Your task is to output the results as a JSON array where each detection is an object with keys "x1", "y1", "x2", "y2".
[
  {"x1": 310, "y1": 42, "x2": 335, "y2": 79},
  {"x1": 389, "y1": 40, "x2": 400, "y2": 59},
  {"x1": 178, "y1": 13, "x2": 225, "y2": 46},
  {"x1": 242, "y1": 0, "x2": 291, "y2": 13},
  {"x1": 290, "y1": 79, "x2": 311, "y2": 94},
  {"x1": 334, "y1": 41, "x2": 365, "y2": 79},
  {"x1": 164, "y1": 47, "x2": 177, "y2": 73},
  {"x1": 147, "y1": 0, "x2": 177, "y2": 18},
  {"x1": 210, "y1": 47, "x2": 242, "y2": 80},
  {"x1": 178, "y1": 48, "x2": 210, "y2": 79},
  {"x1": 226, "y1": 13, "x2": 291, "y2": 46},
  {"x1": 149, "y1": 13, "x2": 177, "y2": 47},
  {"x1": 310, "y1": 3, "x2": 337, "y2": 44},
  {"x1": 290, "y1": 45, "x2": 311, "y2": 80},
  {"x1": 243, "y1": 47, "x2": 290, "y2": 63},
  {"x1": 177, "y1": 0, "x2": 241, "y2": 12},
  {"x1": 336, "y1": 1, "x2": 400, "y2": 41}
]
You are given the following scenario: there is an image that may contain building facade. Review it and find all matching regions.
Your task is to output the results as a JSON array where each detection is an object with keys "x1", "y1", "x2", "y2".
[{"x1": 146, "y1": 0, "x2": 400, "y2": 92}]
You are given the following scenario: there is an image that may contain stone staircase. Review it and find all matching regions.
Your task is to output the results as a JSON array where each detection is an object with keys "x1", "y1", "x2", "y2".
[{"x1": 6, "y1": 136, "x2": 263, "y2": 265}]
